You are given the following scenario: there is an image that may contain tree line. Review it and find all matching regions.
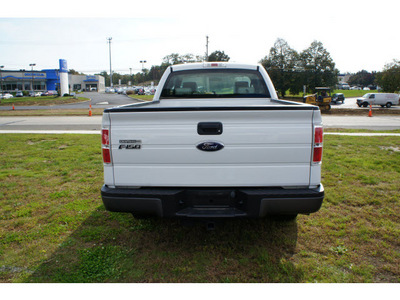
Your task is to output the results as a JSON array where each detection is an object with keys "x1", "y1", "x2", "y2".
[
  {"x1": 80, "y1": 38, "x2": 399, "y2": 94},
  {"x1": 94, "y1": 50, "x2": 230, "y2": 87},
  {"x1": 260, "y1": 39, "x2": 400, "y2": 95}
]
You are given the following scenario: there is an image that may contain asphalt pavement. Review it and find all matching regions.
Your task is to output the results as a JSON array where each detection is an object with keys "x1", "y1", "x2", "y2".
[
  {"x1": 1, "y1": 92, "x2": 400, "y2": 131},
  {"x1": 0, "y1": 92, "x2": 143, "y2": 110},
  {"x1": 1, "y1": 115, "x2": 400, "y2": 132}
]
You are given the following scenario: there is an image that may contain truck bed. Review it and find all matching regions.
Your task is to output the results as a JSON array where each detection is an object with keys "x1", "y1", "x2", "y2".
[{"x1": 104, "y1": 98, "x2": 314, "y2": 112}]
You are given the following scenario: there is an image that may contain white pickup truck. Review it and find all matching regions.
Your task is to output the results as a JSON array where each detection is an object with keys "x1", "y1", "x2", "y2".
[{"x1": 101, "y1": 62, "x2": 324, "y2": 219}]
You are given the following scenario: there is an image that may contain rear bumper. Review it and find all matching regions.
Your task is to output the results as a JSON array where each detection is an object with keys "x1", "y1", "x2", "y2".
[{"x1": 101, "y1": 184, "x2": 324, "y2": 218}]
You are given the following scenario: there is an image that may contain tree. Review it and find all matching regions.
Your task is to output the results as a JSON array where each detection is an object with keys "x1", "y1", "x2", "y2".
[
  {"x1": 208, "y1": 50, "x2": 230, "y2": 62},
  {"x1": 376, "y1": 60, "x2": 400, "y2": 92},
  {"x1": 299, "y1": 40, "x2": 339, "y2": 92},
  {"x1": 348, "y1": 70, "x2": 376, "y2": 88},
  {"x1": 69, "y1": 69, "x2": 85, "y2": 75},
  {"x1": 260, "y1": 38, "x2": 298, "y2": 97},
  {"x1": 162, "y1": 53, "x2": 203, "y2": 65},
  {"x1": 98, "y1": 71, "x2": 110, "y2": 86}
]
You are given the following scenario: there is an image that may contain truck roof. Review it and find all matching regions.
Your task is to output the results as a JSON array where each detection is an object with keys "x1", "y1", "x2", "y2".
[{"x1": 170, "y1": 62, "x2": 260, "y2": 71}]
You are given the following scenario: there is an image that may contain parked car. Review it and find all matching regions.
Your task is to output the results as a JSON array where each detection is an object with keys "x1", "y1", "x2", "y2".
[
  {"x1": 332, "y1": 93, "x2": 345, "y2": 104},
  {"x1": 29, "y1": 92, "x2": 42, "y2": 97},
  {"x1": 41, "y1": 91, "x2": 56, "y2": 96},
  {"x1": 1, "y1": 93, "x2": 14, "y2": 99},
  {"x1": 16, "y1": 91, "x2": 24, "y2": 97}
]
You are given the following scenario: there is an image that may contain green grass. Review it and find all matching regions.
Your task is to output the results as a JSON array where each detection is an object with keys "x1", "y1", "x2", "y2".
[
  {"x1": 0, "y1": 96, "x2": 89, "y2": 106},
  {"x1": 0, "y1": 108, "x2": 104, "y2": 116},
  {"x1": 337, "y1": 89, "x2": 378, "y2": 98},
  {"x1": 128, "y1": 94, "x2": 154, "y2": 101},
  {"x1": 0, "y1": 134, "x2": 399, "y2": 283}
]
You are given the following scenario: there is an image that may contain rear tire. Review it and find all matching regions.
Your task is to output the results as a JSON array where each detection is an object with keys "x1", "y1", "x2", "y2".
[{"x1": 386, "y1": 102, "x2": 392, "y2": 108}]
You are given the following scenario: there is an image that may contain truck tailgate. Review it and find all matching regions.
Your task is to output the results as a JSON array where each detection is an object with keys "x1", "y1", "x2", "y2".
[{"x1": 108, "y1": 109, "x2": 313, "y2": 187}]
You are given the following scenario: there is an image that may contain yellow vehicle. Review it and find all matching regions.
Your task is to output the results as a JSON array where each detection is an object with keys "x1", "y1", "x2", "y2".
[{"x1": 303, "y1": 87, "x2": 331, "y2": 110}]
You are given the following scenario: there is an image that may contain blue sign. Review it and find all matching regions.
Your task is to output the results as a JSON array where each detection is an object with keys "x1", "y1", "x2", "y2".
[
  {"x1": 84, "y1": 75, "x2": 98, "y2": 82},
  {"x1": 59, "y1": 59, "x2": 68, "y2": 73},
  {"x1": 24, "y1": 73, "x2": 45, "y2": 77}
]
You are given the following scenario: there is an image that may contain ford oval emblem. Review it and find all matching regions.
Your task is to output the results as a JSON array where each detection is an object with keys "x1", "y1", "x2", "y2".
[{"x1": 196, "y1": 141, "x2": 224, "y2": 152}]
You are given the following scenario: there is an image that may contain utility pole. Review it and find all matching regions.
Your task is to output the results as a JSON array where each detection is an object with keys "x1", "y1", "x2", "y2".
[
  {"x1": 205, "y1": 35, "x2": 209, "y2": 62},
  {"x1": 29, "y1": 63, "x2": 36, "y2": 92},
  {"x1": 140, "y1": 60, "x2": 147, "y2": 94},
  {"x1": 0, "y1": 66, "x2": 4, "y2": 98},
  {"x1": 107, "y1": 37, "x2": 113, "y2": 87}
]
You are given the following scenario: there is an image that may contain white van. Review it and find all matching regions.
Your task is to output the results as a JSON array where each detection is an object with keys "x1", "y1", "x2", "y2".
[{"x1": 357, "y1": 93, "x2": 399, "y2": 108}]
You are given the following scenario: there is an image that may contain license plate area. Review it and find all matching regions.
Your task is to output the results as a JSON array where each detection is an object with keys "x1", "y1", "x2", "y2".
[{"x1": 185, "y1": 189, "x2": 234, "y2": 208}]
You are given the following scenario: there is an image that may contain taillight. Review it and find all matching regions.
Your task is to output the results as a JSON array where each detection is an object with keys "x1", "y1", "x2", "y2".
[
  {"x1": 314, "y1": 127, "x2": 323, "y2": 144},
  {"x1": 102, "y1": 148, "x2": 111, "y2": 164},
  {"x1": 313, "y1": 126, "x2": 323, "y2": 164},
  {"x1": 102, "y1": 129, "x2": 111, "y2": 164},
  {"x1": 102, "y1": 129, "x2": 109, "y2": 146}
]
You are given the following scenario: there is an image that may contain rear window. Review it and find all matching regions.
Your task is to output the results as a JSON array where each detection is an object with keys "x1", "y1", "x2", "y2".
[{"x1": 160, "y1": 69, "x2": 270, "y2": 99}]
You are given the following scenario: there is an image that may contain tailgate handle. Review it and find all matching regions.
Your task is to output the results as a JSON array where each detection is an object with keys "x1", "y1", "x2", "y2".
[{"x1": 197, "y1": 122, "x2": 223, "y2": 135}]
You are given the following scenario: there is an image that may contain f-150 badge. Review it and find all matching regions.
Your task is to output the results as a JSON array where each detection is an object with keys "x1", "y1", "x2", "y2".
[
  {"x1": 119, "y1": 140, "x2": 141, "y2": 149},
  {"x1": 196, "y1": 141, "x2": 224, "y2": 152}
]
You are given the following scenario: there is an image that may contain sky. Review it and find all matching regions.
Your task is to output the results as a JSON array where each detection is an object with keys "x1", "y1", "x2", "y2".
[{"x1": 1, "y1": 0, "x2": 399, "y2": 75}]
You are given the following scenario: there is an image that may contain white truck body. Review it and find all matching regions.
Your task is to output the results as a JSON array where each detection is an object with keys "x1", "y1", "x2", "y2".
[
  {"x1": 357, "y1": 93, "x2": 399, "y2": 108},
  {"x1": 101, "y1": 63, "x2": 324, "y2": 218}
]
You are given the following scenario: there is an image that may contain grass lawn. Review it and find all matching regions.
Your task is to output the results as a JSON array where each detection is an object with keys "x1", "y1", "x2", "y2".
[
  {"x1": 0, "y1": 96, "x2": 89, "y2": 106},
  {"x1": 127, "y1": 94, "x2": 154, "y2": 101},
  {"x1": 0, "y1": 108, "x2": 104, "y2": 117},
  {"x1": 0, "y1": 134, "x2": 399, "y2": 283}
]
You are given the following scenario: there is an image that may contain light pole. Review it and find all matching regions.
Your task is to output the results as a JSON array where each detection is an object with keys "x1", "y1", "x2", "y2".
[
  {"x1": 205, "y1": 35, "x2": 209, "y2": 61},
  {"x1": 107, "y1": 37, "x2": 113, "y2": 87},
  {"x1": 140, "y1": 60, "x2": 146, "y2": 94},
  {"x1": 29, "y1": 63, "x2": 36, "y2": 92},
  {"x1": 0, "y1": 65, "x2": 4, "y2": 98}
]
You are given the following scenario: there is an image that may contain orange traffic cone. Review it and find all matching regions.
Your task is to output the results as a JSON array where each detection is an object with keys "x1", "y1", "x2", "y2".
[
  {"x1": 12, "y1": 104, "x2": 15, "y2": 110},
  {"x1": 368, "y1": 105, "x2": 372, "y2": 117},
  {"x1": 89, "y1": 104, "x2": 92, "y2": 117}
]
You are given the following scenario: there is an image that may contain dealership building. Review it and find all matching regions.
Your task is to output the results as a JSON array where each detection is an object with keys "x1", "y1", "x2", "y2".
[{"x1": 0, "y1": 59, "x2": 105, "y2": 93}]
